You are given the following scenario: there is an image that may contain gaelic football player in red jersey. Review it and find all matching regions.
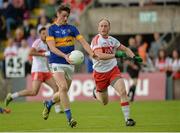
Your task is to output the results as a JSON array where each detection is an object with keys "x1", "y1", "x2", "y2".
[
  {"x1": 5, "y1": 27, "x2": 61, "y2": 112},
  {"x1": 91, "y1": 18, "x2": 142, "y2": 126}
]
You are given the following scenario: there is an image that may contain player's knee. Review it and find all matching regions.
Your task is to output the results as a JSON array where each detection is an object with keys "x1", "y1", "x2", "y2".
[
  {"x1": 30, "y1": 90, "x2": 38, "y2": 96},
  {"x1": 121, "y1": 88, "x2": 127, "y2": 97},
  {"x1": 60, "y1": 85, "x2": 68, "y2": 93},
  {"x1": 53, "y1": 85, "x2": 58, "y2": 92}
]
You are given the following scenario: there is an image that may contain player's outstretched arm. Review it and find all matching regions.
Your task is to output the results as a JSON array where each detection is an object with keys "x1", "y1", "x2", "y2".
[
  {"x1": 78, "y1": 37, "x2": 98, "y2": 59},
  {"x1": 118, "y1": 44, "x2": 142, "y2": 63},
  {"x1": 29, "y1": 48, "x2": 50, "y2": 57},
  {"x1": 118, "y1": 44, "x2": 135, "y2": 58}
]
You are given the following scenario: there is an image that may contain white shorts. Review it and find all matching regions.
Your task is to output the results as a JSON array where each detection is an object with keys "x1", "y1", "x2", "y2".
[
  {"x1": 51, "y1": 63, "x2": 74, "y2": 80},
  {"x1": 48, "y1": 64, "x2": 53, "y2": 72}
]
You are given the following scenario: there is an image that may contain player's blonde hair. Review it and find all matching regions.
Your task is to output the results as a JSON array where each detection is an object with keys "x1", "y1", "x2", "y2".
[{"x1": 98, "y1": 18, "x2": 111, "y2": 26}]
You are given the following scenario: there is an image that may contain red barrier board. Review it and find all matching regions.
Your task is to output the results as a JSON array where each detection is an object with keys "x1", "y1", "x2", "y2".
[{"x1": 26, "y1": 72, "x2": 166, "y2": 101}]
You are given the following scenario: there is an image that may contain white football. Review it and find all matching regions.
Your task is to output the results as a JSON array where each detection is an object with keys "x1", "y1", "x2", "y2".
[{"x1": 69, "y1": 50, "x2": 84, "y2": 65}]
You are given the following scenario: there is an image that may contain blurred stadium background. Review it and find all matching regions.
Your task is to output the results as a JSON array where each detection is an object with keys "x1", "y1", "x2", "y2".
[{"x1": 0, "y1": 0, "x2": 180, "y2": 132}]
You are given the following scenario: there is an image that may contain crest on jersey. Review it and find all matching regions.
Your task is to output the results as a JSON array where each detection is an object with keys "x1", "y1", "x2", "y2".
[
  {"x1": 61, "y1": 29, "x2": 66, "y2": 34},
  {"x1": 67, "y1": 29, "x2": 71, "y2": 33}
]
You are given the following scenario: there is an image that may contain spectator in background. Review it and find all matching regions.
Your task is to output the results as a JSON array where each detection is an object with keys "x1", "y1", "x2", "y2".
[
  {"x1": 14, "y1": 27, "x2": 24, "y2": 47},
  {"x1": 168, "y1": 50, "x2": 180, "y2": 79},
  {"x1": 37, "y1": 15, "x2": 50, "y2": 32},
  {"x1": 83, "y1": 0, "x2": 92, "y2": 5},
  {"x1": 125, "y1": 37, "x2": 141, "y2": 102},
  {"x1": 63, "y1": 0, "x2": 92, "y2": 25},
  {"x1": 27, "y1": 28, "x2": 38, "y2": 47},
  {"x1": 3, "y1": 38, "x2": 18, "y2": 78},
  {"x1": 18, "y1": 39, "x2": 30, "y2": 62},
  {"x1": 63, "y1": 0, "x2": 79, "y2": 25},
  {"x1": 25, "y1": 0, "x2": 39, "y2": 10},
  {"x1": 37, "y1": 8, "x2": 50, "y2": 24},
  {"x1": 3, "y1": 0, "x2": 27, "y2": 37},
  {"x1": 141, "y1": 54, "x2": 156, "y2": 72},
  {"x1": 155, "y1": 49, "x2": 169, "y2": 72},
  {"x1": 0, "y1": 10, "x2": 6, "y2": 40},
  {"x1": 70, "y1": 0, "x2": 85, "y2": 23},
  {"x1": 0, "y1": 0, "x2": 3, "y2": 9},
  {"x1": 42, "y1": 0, "x2": 58, "y2": 20},
  {"x1": 18, "y1": 39, "x2": 31, "y2": 75},
  {"x1": 135, "y1": 34, "x2": 148, "y2": 63},
  {"x1": 23, "y1": 19, "x2": 34, "y2": 38},
  {"x1": 149, "y1": 32, "x2": 167, "y2": 61},
  {"x1": 3, "y1": 38, "x2": 18, "y2": 57}
]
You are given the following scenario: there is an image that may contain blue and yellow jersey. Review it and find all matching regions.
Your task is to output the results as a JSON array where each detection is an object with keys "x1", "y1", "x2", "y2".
[{"x1": 46, "y1": 23, "x2": 83, "y2": 64}]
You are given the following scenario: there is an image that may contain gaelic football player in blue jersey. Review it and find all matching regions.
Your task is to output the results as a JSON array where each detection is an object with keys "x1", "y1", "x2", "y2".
[{"x1": 42, "y1": 4, "x2": 97, "y2": 128}]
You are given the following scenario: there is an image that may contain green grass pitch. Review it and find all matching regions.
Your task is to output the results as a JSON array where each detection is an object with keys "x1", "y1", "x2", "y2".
[{"x1": 0, "y1": 100, "x2": 180, "y2": 132}]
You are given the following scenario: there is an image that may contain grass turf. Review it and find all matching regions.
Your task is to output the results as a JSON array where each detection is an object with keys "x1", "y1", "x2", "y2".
[{"x1": 0, "y1": 100, "x2": 180, "y2": 132}]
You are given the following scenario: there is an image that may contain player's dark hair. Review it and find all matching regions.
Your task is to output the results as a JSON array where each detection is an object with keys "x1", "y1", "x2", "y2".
[
  {"x1": 56, "y1": 4, "x2": 71, "y2": 14},
  {"x1": 39, "y1": 27, "x2": 46, "y2": 34}
]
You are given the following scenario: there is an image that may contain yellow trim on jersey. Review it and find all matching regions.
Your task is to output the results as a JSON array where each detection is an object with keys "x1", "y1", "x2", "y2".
[
  {"x1": 46, "y1": 36, "x2": 55, "y2": 41},
  {"x1": 54, "y1": 36, "x2": 75, "y2": 47},
  {"x1": 55, "y1": 36, "x2": 75, "y2": 43},
  {"x1": 76, "y1": 35, "x2": 83, "y2": 40},
  {"x1": 55, "y1": 41, "x2": 74, "y2": 47}
]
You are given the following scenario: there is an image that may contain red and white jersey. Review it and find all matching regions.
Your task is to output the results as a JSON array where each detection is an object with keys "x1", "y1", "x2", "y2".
[
  {"x1": 155, "y1": 58, "x2": 169, "y2": 72},
  {"x1": 91, "y1": 34, "x2": 121, "y2": 72},
  {"x1": 168, "y1": 58, "x2": 180, "y2": 72},
  {"x1": 4, "y1": 45, "x2": 18, "y2": 57},
  {"x1": 31, "y1": 39, "x2": 49, "y2": 72}
]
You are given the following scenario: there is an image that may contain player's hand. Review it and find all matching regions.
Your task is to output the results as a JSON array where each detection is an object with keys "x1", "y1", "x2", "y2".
[
  {"x1": 115, "y1": 51, "x2": 127, "y2": 58},
  {"x1": 64, "y1": 54, "x2": 73, "y2": 64},
  {"x1": 133, "y1": 55, "x2": 143, "y2": 63},
  {"x1": 90, "y1": 52, "x2": 99, "y2": 60},
  {"x1": 44, "y1": 51, "x2": 50, "y2": 56}
]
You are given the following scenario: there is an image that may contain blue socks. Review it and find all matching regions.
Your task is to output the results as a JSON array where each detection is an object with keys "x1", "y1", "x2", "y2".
[
  {"x1": 65, "y1": 109, "x2": 72, "y2": 122},
  {"x1": 46, "y1": 100, "x2": 55, "y2": 109},
  {"x1": 46, "y1": 100, "x2": 72, "y2": 122}
]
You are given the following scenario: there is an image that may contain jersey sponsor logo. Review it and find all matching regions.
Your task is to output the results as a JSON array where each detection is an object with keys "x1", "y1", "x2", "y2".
[
  {"x1": 102, "y1": 46, "x2": 113, "y2": 54},
  {"x1": 55, "y1": 31, "x2": 60, "y2": 34}
]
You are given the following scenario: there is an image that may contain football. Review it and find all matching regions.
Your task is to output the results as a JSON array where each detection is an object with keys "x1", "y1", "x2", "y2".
[{"x1": 69, "y1": 50, "x2": 84, "y2": 65}]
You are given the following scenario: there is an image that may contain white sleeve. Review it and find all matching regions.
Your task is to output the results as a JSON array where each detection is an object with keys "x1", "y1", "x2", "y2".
[
  {"x1": 32, "y1": 39, "x2": 40, "y2": 50},
  {"x1": 112, "y1": 37, "x2": 121, "y2": 49},
  {"x1": 91, "y1": 35, "x2": 102, "y2": 51}
]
